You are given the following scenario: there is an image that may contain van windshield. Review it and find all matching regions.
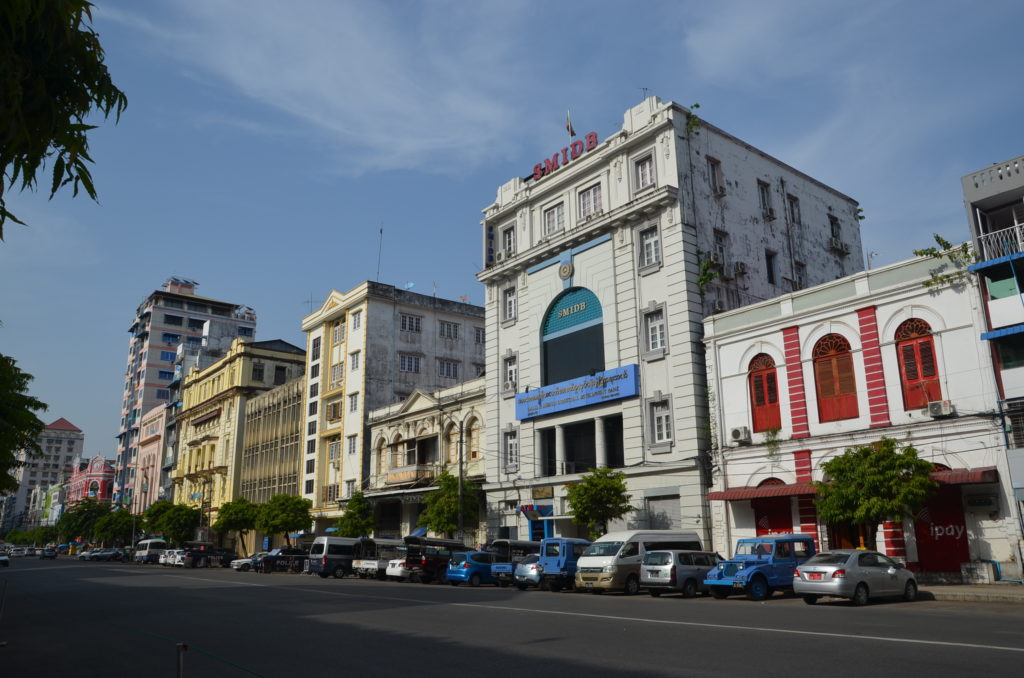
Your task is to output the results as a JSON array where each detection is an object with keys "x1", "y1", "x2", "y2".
[{"x1": 583, "y1": 542, "x2": 623, "y2": 557}]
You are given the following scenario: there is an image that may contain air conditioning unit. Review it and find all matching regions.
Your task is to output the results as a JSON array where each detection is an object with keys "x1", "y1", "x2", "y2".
[
  {"x1": 713, "y1": 299, "x2": 725, "y2": 313},
  {"x1": 495, "y1": 250, "x2": 506, "y2": 262},
  {"x1": 730, "y1": 426, "x2": 751, "y2": 445},
  {"x1": 928, "y1": 400, "x2": 955, "y2": 418},
  {"x1": 503, "y1": 381, "x2": 516, "y2": 392},
  {"x1": 733, "y1": 261, "x2": 748, "y2": 276},
  {"x1": 765, "y1": 207, "x2": 776, "y2": 220},
  {"x1": 828, "y1": 236, "x2": 844, "y2": 252},
  {"x1": 709, "y1": 252, "x2": 723, "y2": 267},
  {"x1": 840, "y1": 241, "x2": 851, "y2": 255}
]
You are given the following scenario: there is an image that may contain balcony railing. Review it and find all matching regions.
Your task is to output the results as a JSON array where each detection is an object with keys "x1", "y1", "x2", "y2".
[
  {"x1": 386, "y1": 462, "x2": 441, "y2": 485},
  {"x1": 977, "y1": 224, "x2": 1024, "y2": 262}
]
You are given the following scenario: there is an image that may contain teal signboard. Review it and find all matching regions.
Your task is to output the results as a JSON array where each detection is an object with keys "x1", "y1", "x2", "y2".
[{"x1": 515, "y1": 364, "x2": 639, "y2": 420}]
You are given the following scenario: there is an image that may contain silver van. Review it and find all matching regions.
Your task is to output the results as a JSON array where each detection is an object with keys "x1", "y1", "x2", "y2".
[
  {"x1": 308, "y1": 536, "x2": 358, "y2": 578},
  {"x1": 575, "y1": 530, "x2": 702, "y2": 595},
  {"x1": 133, "y1": 538, "x2": 168, "y2": 564},
  {"x1": 640, "y1": 550, "x2": 721, "y2": 598}
]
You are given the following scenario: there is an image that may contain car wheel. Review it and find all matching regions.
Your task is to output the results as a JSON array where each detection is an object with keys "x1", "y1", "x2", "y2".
[
  {"x1": 852, "y1": 583, "x2": 870, "y2": 606},
  {"x1": 903, "y1": 580, "x2": 917, "y2": 602},
  {"x1": 470, "y1": 573, "x2": 482, "y2": 587},
  {"x1": 549, "y1": 581, "x2": 562, "y2": 593},
  {"x1": 802, "y1": 595, "x2": 819, "y2": 605},
  {"x1": 682, "y1": 579, "x2": 698, "y2": 599},
  {"x1": 709, "y1": 587, "x2": 730, "y2": 599},
  {"x1": 624, "y1": 575, "x2": 640, "y2": 596},
  {"x1": 515, "y1": 583, "x2": 528, "y2": 591},
  {"x1": 239, "y1": 564, "x2": 250, "y2": 572},
  {"x1": 746, "y1": 576, "x2": 769, "y2": 601},
  {"x1": 333, "y1": 566, "x2": 345, "y2": 579},
  {"x1": 649, "y1": 589, "x2": 662, "y2": 597},
  {"x1": 318, "y1": 571, "x2": 330, "y2": 579}
]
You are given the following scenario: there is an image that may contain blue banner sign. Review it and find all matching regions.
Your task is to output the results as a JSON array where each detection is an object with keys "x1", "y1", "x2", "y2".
[{"x1": 515, "y1": 364, "x2": 639, "y2": 420}]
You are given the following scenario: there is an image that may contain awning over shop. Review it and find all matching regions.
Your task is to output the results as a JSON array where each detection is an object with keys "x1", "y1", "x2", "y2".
[
  {"x1": 708, "y1": 483, "x2": 816, "y2": 501},
  {"x1": 930, "y1": 466, "x2": 998, "y2": 485}
]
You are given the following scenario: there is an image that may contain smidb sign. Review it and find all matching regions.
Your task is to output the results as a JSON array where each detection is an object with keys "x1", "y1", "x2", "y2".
[{"x1": 515, "y1": 364, "x2": 639, "y2": 420}]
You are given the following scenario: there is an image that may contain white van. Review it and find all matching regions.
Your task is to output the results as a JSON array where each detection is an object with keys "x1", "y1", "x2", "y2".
[
  {"x1": 134, "y1": 538, "x2": 169, "y2": 564},
  {"x1": 575, "y1": 530, "x2": 702, "y2": 594},
  {"x1": 308, "y1": 536, "x2": 358, "y2": 579}
]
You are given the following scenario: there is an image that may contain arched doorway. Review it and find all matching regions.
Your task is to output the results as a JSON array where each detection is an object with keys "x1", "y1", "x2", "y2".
[
  {"x1": 751, "y1": 478, "x2": 793, "y2": 535},
  {"x1": 912, "y1": 464, "x2": 969, "y2": 572}
]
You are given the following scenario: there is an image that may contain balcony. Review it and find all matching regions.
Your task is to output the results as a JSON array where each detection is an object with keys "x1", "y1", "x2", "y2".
[
  {"x1": 976, "y1": 224, "x2": 1024, "y2": 262},
  {"x1": 386, "y1": 463, "x2": 440, "y2": 486}
]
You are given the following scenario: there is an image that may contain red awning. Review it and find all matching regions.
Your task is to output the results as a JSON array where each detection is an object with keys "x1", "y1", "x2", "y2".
[
  {"x1": 708, "y1": 482, "x2": 817, "y2": 501},
  {"x1": 930, "y1": 466, "x2": 998, "y2": 485}
]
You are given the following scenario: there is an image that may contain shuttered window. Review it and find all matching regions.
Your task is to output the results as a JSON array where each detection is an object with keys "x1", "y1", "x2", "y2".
[
  {"x1": 813, "y1": 334, "x2": 859, "y2": 422},
  {"x1": 748, "y1": 354, "x2": 781, "y2": 432},
  {"x1": 896, "y1": 319, "x2": 941, "y2": 409}
]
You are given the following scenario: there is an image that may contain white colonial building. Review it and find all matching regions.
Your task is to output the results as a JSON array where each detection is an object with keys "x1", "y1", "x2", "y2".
[
  {"x1": 477, "y1": 96, "x2": 863, "y2": 544},
  {"x1": 704, "y1": 254, "x2": 1021, "y2": 578}
]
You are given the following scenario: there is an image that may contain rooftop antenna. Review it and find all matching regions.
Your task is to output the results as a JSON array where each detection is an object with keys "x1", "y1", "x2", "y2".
[
  {"x1": 867, "y1": 251, "x2": 879, "y2": 270},
  {"x1": 303, "y1": 293, "x2": 317, "y2": 314},
  {"x1": 639, "y1": 87, "x2": 649, "y2": 100},
  {"x1": 375, "y1": 223, "x2": 384, "y2": 282}
]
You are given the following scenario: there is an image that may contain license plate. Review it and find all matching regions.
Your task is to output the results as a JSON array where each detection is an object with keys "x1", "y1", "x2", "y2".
[
  {"x1": 732, "y1": 581, "x2": 744, "y2": 588},
  {"x1": 808, "y1": 573, "x2": 823, "y2": 581},
  {"x1": 585, "y1": 582, "x2": 593, "y2": 588},
  {"x1": 648, "y1": 570, "x2": 660, "y2": 577}
]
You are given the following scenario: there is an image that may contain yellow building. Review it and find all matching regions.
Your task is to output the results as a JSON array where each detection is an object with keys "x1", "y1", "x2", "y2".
[{"x1": 173, "y1": 338, "x2": 306, "y2": 543}]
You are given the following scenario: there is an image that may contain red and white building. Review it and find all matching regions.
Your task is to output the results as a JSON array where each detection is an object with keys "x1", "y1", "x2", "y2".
[
  {"x1": 704, "y1": 254, "x2": 1021, "y2": 577},
  {"x1": 67, "y1": 456, "x2": 115, "y2": 505}
]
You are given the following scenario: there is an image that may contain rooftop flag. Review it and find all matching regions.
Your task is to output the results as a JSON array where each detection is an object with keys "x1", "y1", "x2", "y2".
[{"x1": 566, "y1": 109, "x2": 576, "y2": 137}]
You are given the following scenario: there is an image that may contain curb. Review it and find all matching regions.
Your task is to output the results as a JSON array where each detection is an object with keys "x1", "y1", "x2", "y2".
[{"x1": 920, "y1": 589, "x2": 1024, "y2": 604}]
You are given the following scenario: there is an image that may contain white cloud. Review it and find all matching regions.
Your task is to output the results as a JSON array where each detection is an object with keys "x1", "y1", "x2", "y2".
[{"x1": 101, "y1": 0, "x2": 533, "y2": 174}]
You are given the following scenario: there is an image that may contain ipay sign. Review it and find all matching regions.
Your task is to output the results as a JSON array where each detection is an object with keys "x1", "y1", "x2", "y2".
[{"x1": 532, "y1": 132, "x2": 599, "y2": 181}]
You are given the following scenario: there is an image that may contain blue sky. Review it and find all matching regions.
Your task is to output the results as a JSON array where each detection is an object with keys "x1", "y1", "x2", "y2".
[{"x1": 1, "y1": 0, "x2": 1022, "y2": 456}]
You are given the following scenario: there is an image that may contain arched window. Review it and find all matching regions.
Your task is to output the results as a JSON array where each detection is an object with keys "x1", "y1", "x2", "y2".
[
  {"x1": 88, "y1": 480, "x2": 99, "y2": 497},
  {"x1": 541, "y1": 288, "x2": 604, "y2": 385},
  {"x1": 813, "y1": 334, "x2": 859, "y2": 422},
  {"x1": 895, "y1": 319, "x2": 941, "y2": 410},
  {"x1": 748, "y1": 354, "x2": 781, "y2": 432}
]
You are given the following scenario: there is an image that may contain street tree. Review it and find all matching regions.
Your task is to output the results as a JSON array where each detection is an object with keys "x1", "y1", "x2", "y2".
[
  {"x1": 212, "y1": 497, "x2": 259, "y2": 555},
  {"x1": 256, "y1": 494, "x2": 312, "y2": 546},
  {"x1": 814, "y1": 437, "x2": 937, "y2": 549},
  {"x1": 0, "y1": 353, "x2": 48, "y2": 493},
  {"x1": 56, "y1": 498, "x2": 108, "y2": 544},
  {"x1": 93, "y1": 508, "x2": 134, "y2": 546},
  {"x1": 0, "y1": 0, "x2": 127, "y2": 238},
  {"x1": 565, "y1": 467, "x2": 634, "y2": 540},
  {"x1": 334, "y1": 491, "x2": 375, "y2": 538},
  {"x1": 152, "y1": 504, "x2": 201, "y2": 547},
  {"x1": 142, "y1": 499, "x2": 175, "y2": 536},
  {"x1": 417, "y1": 471, "x2": 480, "y2": 539}
]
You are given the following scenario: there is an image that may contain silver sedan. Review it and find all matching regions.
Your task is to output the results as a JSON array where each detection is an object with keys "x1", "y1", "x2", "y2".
[{"x1": 793, "y1": 550, "x2": 917, "y2": 606}]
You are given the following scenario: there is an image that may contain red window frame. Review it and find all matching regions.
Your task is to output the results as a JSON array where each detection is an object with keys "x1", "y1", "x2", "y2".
[
  {"x1": 748, "y1": 354, "x2": 781, "y2": 432},
  {"x1": 813, "y1": 334, "x2": 859, "y2": 422},
  {"x1": 895, "y1": 319, "x2": 941, "y2": 409}
]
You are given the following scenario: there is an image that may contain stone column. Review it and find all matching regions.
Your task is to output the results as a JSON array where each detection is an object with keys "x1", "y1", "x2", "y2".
[
  {"x1": 594, "y1": 417, "x2": 607, "y2": 469},
  {"x1": 555, "y1": 425, "x2": 566, "y2": 476}
]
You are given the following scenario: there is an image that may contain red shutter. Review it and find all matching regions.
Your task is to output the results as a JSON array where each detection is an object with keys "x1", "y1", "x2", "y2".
[
  {"x1": 899, "y1": 336, "x2": 941, "y2": 409},
  {"x1": 750, "y1": 368, "x2": 782, "y2": 432},
  {"x1": 815, "y1": 353, "x2": 859, "y2": 422}
]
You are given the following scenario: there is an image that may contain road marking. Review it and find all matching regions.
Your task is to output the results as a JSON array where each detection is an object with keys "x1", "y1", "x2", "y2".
[
  {"x1": 118, "y1": 574, "x2": 1024, "y2": 654},
  {"x1": 450, "y1": 602, "x2": 1024, "y2": 654}
]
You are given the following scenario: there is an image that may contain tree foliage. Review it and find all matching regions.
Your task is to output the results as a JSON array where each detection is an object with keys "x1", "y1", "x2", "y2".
[
  {"x1": 0, "y1": 353, "x2": 48, "y2": 493},
  {"x1": 56, "y1": 498, "x2": 109, "y2": 543},
  {"x1": 417, "y1": 471, "x2": 479, "y2": 538},
  {"x1": 335, "y1": 491, "x2": 375, "y2": 538},
  {"x1": 256, "y1": 494, "x2": 312, "y2": 546},
  {"x1": 814, "y1": 437, "x2": 937, "y2": 549},
  {"x1": 3, "y1": 525, "x2": 57, "y2": 545},
  {"x1": 565, "y1": 467, "x2": 634, "y2": 540},
  {"x1": 93, "y1": 507, "x2": 134, "y2": 546},
  {"x1": 913, "y1": 234, "x2": 977, "y2": 288},
  {"x1": 151, "y1": 504, "x2": 201, "y2": 547},
  {"x1": 0, "y1": 0, "x2": 128, "y2": 237},
  {"x1": 212, "y1": 497, "x2": 259, "y2": 555},
  {"x1": 142, "y1": 499, "x2": 175, "y2": 536}
]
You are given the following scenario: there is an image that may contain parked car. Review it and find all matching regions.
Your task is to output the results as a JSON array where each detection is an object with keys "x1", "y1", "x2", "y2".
[
  {"x1": 536, "y1": 537, "x2": 591, "y2": 592},
  {"x1": 160, "y1": 549, "x2": 183, "y2": 566},
  {"x1": 794, "y1": 550, "x2": 918, "y2": 606},
  {"x1": 404, "y1": 536, "x2": 466, "y2": 584},
  {"x1": 232, "y1": 553, "x2": 263, "y2": 572},
  {"x1": 0, "y1": 551, "x2": 10, "y2": 567},
  {"x1": 704, "y1": 534, "x2": 816, "y2": 601},
  {"x1": 88, "y1": 549, "x2": 121, "y2": 561},
  {"x1": 446, "y1": 551, "x2": 497, "y2": 587},
  {"x1": 386, "y1": 557, "x2": 410, "y2": 581},
  {"x1": 513, "y1": 554, "x2": 542, "y2": 590},
  {"x1": 576, "y1": 530, "x2": 703, "y2": 594},
  {"x1": 486, "y1": 539, "x2": 540, "y2": 587},
  {"x1": 641, "y1": 550, "x2": 720, "y2": 598},
  {"x1": 38, "y1": 548, "x2": 58, "y2": 560},
  {"x1": 10, "y1": 547, "x2": 27, "y2": 558},
  {"x1": 76, "y1": 549, "x2": 94, "y2": 561},
  {"x1": 257, "y1": 547, "x2": 307, "y2": 573}
]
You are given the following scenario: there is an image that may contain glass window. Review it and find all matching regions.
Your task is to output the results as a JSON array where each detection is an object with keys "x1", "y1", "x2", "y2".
[
  {"x1": 578, "y1": 183, "x2": 602, "y2": 218},
  {"x1": 503, "y1": 431, "x2": 519, "y2": 472},
  {"x1": 399, "y1": 354, "x2": 421, "y2": 373},
  {"x1": 332, "y1": 321, "x2": 346, "y2": 343},
  {"x1": 475, "y1": 327, "x2": 485, "y2": 345},
  {"x1": 502, "y1": 225, "x2": 516, "y2": 255},
  {"x1": 787, "y1": 195, "x2": 801, "y2": 224},
  {"x1": 348, "y1": 393, "x2": 359, "y2": 412},
  {"x1": 439, "y1": 321, "x2": 460, "y2": 340},
  {"x1": 351, "y1": 311, "x2": 362, "y2": 330},
  {"x1": 503, "y1": 288, "x2": 517, "y2": 321},
  {"x1": 237, "y1": 326, "x2": 254, "y2": 337},
  {"x1": 438, "y1": 360, "x2": 459, "y2": 379},
  {"x1": 707, "y1": 157, "x2": 724, "y2": 195},
  {"x1": 161, "y1": 351, "x2": 176, "y2": 361},
  {"x1": 311, "y1": 337, "x2": 321, "y2": 362},
  {"x1": 645, "y1": 309, "x2": 666, "y2": 352},
  {"x1": 400, "y1": 315, "x2": 421, "y2": 332},
  {"x1": 758, "y1": 180, "x2": 772, "y2": 216},
  {"x1": 350, "y1": 351, "x2": 360, "y2": 371},
  {"x1": 639, "y1": 226, "x2": 661, "y2": 268},
  {"x1": 543, "y1": 203, "x2": 565, "y2": 236},
  {"x1": 765, "y1": 250, "x2": 777, "y2": 285},
  {"x1": 651, "y1": 400, "x2": 672, "y2": 443},
  {"x1": 347, "y1": 435, "x2": 357, "y2": 455},
  {"x1": 310, "y1": 363, "x2": 319, "y2": 379},
  {"x1": 635, "y1": 155, "x2": 654, "y2": 190},
  {"x1": 504, "y1": 356, "x2": 517, "y2": 387}
]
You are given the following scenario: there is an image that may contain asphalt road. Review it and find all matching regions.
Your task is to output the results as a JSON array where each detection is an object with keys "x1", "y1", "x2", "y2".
[{"x1": 1, "y1": 558, "x2": 1021, "y2": 677}]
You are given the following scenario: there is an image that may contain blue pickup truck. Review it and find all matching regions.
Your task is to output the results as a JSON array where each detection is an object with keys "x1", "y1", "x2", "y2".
[
  {"x1": 704, "y1": 534, "x2": 816, "y2": 601},
  {"x1": 536, "y1": 537, "x2": 591, "y2": 592}
]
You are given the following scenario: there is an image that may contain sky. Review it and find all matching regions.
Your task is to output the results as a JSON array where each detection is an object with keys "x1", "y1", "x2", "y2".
[{"x1": 1, "y1": 0, "x2": 1022, "y2": 458}]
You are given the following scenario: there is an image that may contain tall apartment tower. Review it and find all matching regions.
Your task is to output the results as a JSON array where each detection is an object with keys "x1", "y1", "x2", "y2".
[
  {"x1": 301, "y1": 281, "x2": 485, "y2": 532},
  {"x1": 477, "y1": 96, "x2": 863, "y2": 544},
  {"x1": 0, "y1": 417, "x2": 84, "y2": 532},
  {"x1": 115, "y1": 278, "x2": 256, "y2": 512}
]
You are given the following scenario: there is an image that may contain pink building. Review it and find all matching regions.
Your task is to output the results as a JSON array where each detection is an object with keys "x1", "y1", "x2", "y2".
[
  {"x1": 67, "y1": 456, "x2": 115, "y2": 504},
  {"x1": 133, "y1": 405, "x2": 166, "y2": 513}
]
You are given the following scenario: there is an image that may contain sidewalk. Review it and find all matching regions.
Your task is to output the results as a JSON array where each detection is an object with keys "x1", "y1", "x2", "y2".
[{"x1": 920, "y1": 582, "x2": 1024, "y2": 603}]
